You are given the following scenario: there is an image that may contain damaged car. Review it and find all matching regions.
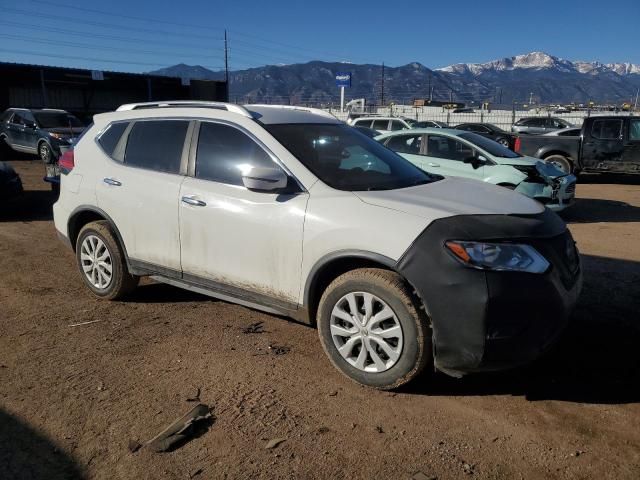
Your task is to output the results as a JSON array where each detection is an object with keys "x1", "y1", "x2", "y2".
[
  {"x1": 377, "y1": 129, "x2": 576, "y2": 212},
  {"x1": 53, "y1": 102, "x2": 582, "y2": 390}
]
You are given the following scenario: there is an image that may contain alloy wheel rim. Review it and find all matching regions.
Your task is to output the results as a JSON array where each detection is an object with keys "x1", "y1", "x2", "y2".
[
  {"x1": 39, "y1": 144, "x2": 50, "y2": 161},
  {"x1": 80, "y1": 235, "x2": 113, "y2": 289},
  {"x1": 330, "y1": 292, "x2": 403, "y2": 373}
]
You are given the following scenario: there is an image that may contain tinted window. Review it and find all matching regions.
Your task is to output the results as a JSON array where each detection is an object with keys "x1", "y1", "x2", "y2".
[
  {"x1": 196, "y1": 122, "x2": 276, "y2": 186},
  {"x1": 266, "y1": 123, "x2": 436, "y2": 191},
  {"x1": 426, "y1": 135, "x2": 474, "y2": 161},
  {"x1": 390, "y1": 120, "x2": 405, "y2": 131},
  {"x1": 1, "y1": 110, "x2": 12, "y2": 122},
  {"x1": 11, "y1": 112, "x2": 33, "y2": 126},
  {"x1": 372, "y1": 120, "x2": 389, "y2": 130},
  {"x1": 385, "y1": 134, "x2": 422, "y2": 155},
  {"x1": 33, "y1": 112, "x2": 83, "y2": 128},
  {"x1": 591, "y1": 119, "x2": 623, "y2": 140},
  {"x1": 98, "y1": 122, "x2": 129, "y2": 157},
  {"x1": 124, "y1": 120, "x2": 188, "y2": 174},
  {"x1": 630, "y1": 120, "x2": 640, "y2": 141},
  {"x1": 354, "y1": 119, "x2": 373, "y2": 128}
]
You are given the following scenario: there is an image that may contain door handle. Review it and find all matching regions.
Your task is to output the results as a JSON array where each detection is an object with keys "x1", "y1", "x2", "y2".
[
  {"x1": 181, "y1": 195, "x2": 206, "y2": 207},
  {"x1": 103, "y1": 178, "x2": 122, "y2": 186},
  {"x1": 428, "y1": 162, "x2": 440, "y2": 167}
]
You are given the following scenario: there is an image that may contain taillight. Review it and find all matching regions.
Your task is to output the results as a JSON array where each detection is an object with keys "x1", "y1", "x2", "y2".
[
  {"x1": 514, "y1": 137, "x2": 521, "y2": 152},
  {"x1": 59, "y1": 150, "x2": 75, "y2": 173}
]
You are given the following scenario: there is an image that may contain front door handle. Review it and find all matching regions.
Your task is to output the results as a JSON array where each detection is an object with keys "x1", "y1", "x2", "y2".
[
  {"x1": 181, "y1": 195, "x2": 206, "y2": 207},
  {"x1": 103, "y1": 178, "x2": 122, "y2": 186},
  {"x1": 428, "y1": 162, "x2": 440, "y2": 167}
]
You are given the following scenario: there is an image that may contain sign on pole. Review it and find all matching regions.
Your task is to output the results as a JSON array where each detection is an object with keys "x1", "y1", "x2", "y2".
[{"x1": 335, "y1": 72, "x2": 351, "y2": 112}]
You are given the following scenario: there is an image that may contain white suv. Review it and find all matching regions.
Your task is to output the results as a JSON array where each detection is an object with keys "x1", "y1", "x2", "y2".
[
  {"x1": 53, "y1": 101, "x2": 582, "y2": 389},
  {"x1": 347, "y1": 116, "x2": 414, "y2": 134}
]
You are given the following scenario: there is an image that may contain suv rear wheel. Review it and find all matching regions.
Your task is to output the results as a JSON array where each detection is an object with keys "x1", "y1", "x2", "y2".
[
  {"x1": 76, "y1": 221, "x2": 139, "y2": 299},
  {"x1": 317, "y1": 268, "x2": 431, "y2": 389}
]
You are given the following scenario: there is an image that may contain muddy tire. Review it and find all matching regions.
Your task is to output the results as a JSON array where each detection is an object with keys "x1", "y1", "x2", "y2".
[
  {"x1": 317, "y1": 268, "x2": 431, "y2": 390},
  {"x1": 75, "y1": 221, "x2": 139, "y2": 300},
  {"x1": 544, "y1": 154, "x2": 572, "y2": 174}
]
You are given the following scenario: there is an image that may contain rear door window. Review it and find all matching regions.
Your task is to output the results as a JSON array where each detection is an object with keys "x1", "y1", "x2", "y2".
[
  {"x1": 124, "y1": 120, "x2": 188, "y2": 174},
  {"x1": 372, "y1": 120, "x2": 390, "y2": 131},
  {"x1": 591, "y1": 119, "x2": 623, "y2": 140},
  {"x1": 385, "y1": 134, "x2": 423, "y2": 154},
  {"x1": 195, "y1": 122, "x2": 277, "y2": 186},
  {"x1": 629, "y1": 119, "x2": 640, "y2": 141}
]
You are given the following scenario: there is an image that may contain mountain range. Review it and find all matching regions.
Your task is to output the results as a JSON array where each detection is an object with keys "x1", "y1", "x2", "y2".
[{"x1": 149, "y1": 52, "x2": 640, "y2": 106}]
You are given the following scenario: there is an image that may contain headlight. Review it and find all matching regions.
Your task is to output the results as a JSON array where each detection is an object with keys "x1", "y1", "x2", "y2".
[
  {"x1": 50, "y1": 133, "x2": 70, "y2": 141},
  {"x1": 444, "y1": 241, "x2": 550, "y2": 274}
]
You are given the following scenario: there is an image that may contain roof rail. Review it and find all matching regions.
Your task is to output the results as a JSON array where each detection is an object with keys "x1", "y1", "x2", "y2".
[
  {"x1": 115, "y1": 101, "x2": 252, "y2": 118},
  {"x1": 246, "y1": 104, "x2": 338, "y2": 120}
]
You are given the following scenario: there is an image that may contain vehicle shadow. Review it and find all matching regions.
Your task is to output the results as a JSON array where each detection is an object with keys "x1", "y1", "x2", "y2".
[
  {"x1": 579, "y1": 173, "x2": 640, "y2": 185},
  {"x1": 0, "y1": 189, "x2": 55, "y2": 222},
  {"x1": 0, "y1": 408, "x2": 85, "y2": 479},
  {"x1": 405, "y1": 254, "x2": 640, "y2": 404},
  {"x1": 126, "y1": 281, "x2": 214, "y2": 304},
  {"x1": 561, "y1": 198, "x2": 640, "y2": 223}
]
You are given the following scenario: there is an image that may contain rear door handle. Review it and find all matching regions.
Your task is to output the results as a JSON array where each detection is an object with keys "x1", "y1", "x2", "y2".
[
  {"x1": 428, "y1": 162, "x2": 440, "y2": 167},
  {"x1": 103, "y1": 178, "x2": 122, "y2": 186},
  {"x1": 181, "y1": 195, "x2": 206, "y2": 207}
]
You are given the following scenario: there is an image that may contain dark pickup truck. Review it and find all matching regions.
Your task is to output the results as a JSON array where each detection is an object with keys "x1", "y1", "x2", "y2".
[{"x1": 514, "y1": 116, "x2": 640, "y2": 174}]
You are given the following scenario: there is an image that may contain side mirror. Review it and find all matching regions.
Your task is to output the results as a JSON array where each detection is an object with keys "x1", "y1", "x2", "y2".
[
  {"x1": 463, "y1": 155, "x2": 486, "y2": 169},
  {"x1": 241, "y1": 166, "x2": 288, "y2": 192}
]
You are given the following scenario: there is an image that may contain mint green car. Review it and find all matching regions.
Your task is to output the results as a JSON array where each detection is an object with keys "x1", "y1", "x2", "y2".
[{"x1": 376, "y1": 128, "x2": 576, "y2": 212}]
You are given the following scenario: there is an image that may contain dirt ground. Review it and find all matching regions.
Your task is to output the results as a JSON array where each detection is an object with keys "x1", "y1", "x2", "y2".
[{"x1": 1, "y1": 159, "x2": 639, "y2": 480}]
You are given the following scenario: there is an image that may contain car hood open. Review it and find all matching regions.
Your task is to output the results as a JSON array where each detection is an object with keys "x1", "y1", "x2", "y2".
[
  {"x1": 353, "y1": 176, "x2": 544, "y2": 219},
  {"x1": 500, "y1": 156, "x2": 567, "y2": 179}
]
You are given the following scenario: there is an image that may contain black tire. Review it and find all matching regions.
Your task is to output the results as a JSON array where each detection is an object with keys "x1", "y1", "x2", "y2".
[
  {"x1": 317, "y1": 268, "x2": 431, "y2": 390},
  {"x1": 38, "y1": 141, "x2": 53, "y2": 163},
  {"x1": 544, "y1": 154, "x2": 572, "y2": 174},
  {"x1": 75, "y1": 221, "x2": 139, "y2": 300}
]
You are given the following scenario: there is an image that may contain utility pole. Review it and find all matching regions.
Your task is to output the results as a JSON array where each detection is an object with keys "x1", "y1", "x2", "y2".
[
  {"x1": 428, "y1": 74, "x2": 432, "y2": 102},
  {"x1": 529, "y1": 91, "x2": 534, "y2": 105},
  {"x1": 634, "y1": 88, "x2": 639, "y2": 111},
  {"x1": 380, "y1": 62, "x2": 385, "y2": 106},
  {"x1": 449, "y1": 88, "x2": 453, "y2": 103},
  {"x1": 224, "y1": 30, "x2": 229, "y2": 100}
]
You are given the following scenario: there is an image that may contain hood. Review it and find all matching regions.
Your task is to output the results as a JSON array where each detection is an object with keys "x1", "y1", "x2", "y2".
[
  {"x1": 44, "y1": 127, "x2": 85, "y2": 136},
  {"x1": 354, "y1": 177, "x2": 544, "y2": 219},
  {"x1": 500, "y1": 156, "x2": 567, "y2": 179}
]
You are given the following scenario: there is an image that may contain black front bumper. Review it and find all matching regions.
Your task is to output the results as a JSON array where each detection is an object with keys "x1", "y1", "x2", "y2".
[{"x1": 396, "y1": 208, "x2": 582, "y2": 377}]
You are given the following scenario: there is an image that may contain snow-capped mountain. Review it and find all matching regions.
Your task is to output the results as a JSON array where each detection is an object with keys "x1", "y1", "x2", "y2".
[
  {"x1": 436, "y1": 52, "x2": 640, "y2": 77},
  {"x1": 149, "y1": 52, "x2": 640, "y2": 105}
]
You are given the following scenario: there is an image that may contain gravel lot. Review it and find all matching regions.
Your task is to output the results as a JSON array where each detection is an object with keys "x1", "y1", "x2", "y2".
[{"x1": 1, "y1": 159, "x2": 639, "y2": 480}]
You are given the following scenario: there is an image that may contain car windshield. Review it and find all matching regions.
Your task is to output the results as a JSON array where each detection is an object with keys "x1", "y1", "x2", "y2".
[
  {"x1": 33, "y1": 112, "x2": 83, "y2": 128},
  {"x1": 266, "y1": 123, "x2": 437, "y2": 191},
  {"x1": 458, "y1": 132, "x2": 522, "y2": 158}
]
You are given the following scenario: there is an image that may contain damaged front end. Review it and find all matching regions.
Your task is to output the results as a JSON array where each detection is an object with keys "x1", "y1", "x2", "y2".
[{"x1": 512, "y1": 162, "x2": 576, "y2": 212}]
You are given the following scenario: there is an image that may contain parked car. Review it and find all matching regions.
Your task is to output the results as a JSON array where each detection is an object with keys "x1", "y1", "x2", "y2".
[
  {"x1": 54, "y1": 101, "x2": 581, "y2": 389},
  {"x1": 353, "y1": 125, "x2": 381, "y2": 138},
  {"x1": 377, "y1": 128, "x2": 576, "y2": 211},
  {"x1": 512, "y1": 117, "x2": 574, "y2": 135},
  {"x1": 0, "y1": 161, "x2": 23, "y2": 201},
  {"x1": 0, "y1": 108, "x2": 85, "y2": 190},
  {"x1": 347, "y1": 116, "x2": 413, "y2": 134},
  {"x1": 543, "y1": 127, "x2": 582, "y2": 137},
  {"x1": 454, "y1": 123, "x2": 515, "y2": 148},
  {"x1": 412, "y1": 120, "x2": 448, "y2": 129},
  {"x1": 514, "y1": 116, "x2": 640, "y2": 174}
]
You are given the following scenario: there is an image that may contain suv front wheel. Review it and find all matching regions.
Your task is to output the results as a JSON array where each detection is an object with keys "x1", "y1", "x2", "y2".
[
  {"x1": 317, "y1": 268, "x2": 431, "y2": 389},
  {"x1": 75, "y1": 221, "x2": 139, "y2": 300}
]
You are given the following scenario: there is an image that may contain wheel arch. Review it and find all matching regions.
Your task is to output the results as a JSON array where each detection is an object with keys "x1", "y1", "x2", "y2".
[
  {"x1": 537, "y1": 147, "x2": 573, "y2": 162},
  {"x1": 303, "y1": 250, "x2": 399, "y2": 326},
  {"x1": 67, "y1": 206, "x2": 131, "y2": 269}
]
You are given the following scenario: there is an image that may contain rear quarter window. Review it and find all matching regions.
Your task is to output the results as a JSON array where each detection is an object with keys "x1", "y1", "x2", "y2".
[{"x1": 97, "y1": 122, "x2": 129, "y2": 157}]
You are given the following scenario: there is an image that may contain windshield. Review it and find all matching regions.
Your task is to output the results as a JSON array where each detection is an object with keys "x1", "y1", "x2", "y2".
[
  {"x1": 266, "y1": 123, "x2": 437, "y2": 191},
  {"x1": 458, "y1": 132, "x2": 522, "y2": 158},
  {"x1": 33, "y1": 112, "x2": 83, "y2": 129}
]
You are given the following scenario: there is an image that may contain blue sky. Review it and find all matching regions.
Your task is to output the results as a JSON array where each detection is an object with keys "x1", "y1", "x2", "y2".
[{"x1": 0, "y1": 0, "x2": 638, "y2": 73}]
